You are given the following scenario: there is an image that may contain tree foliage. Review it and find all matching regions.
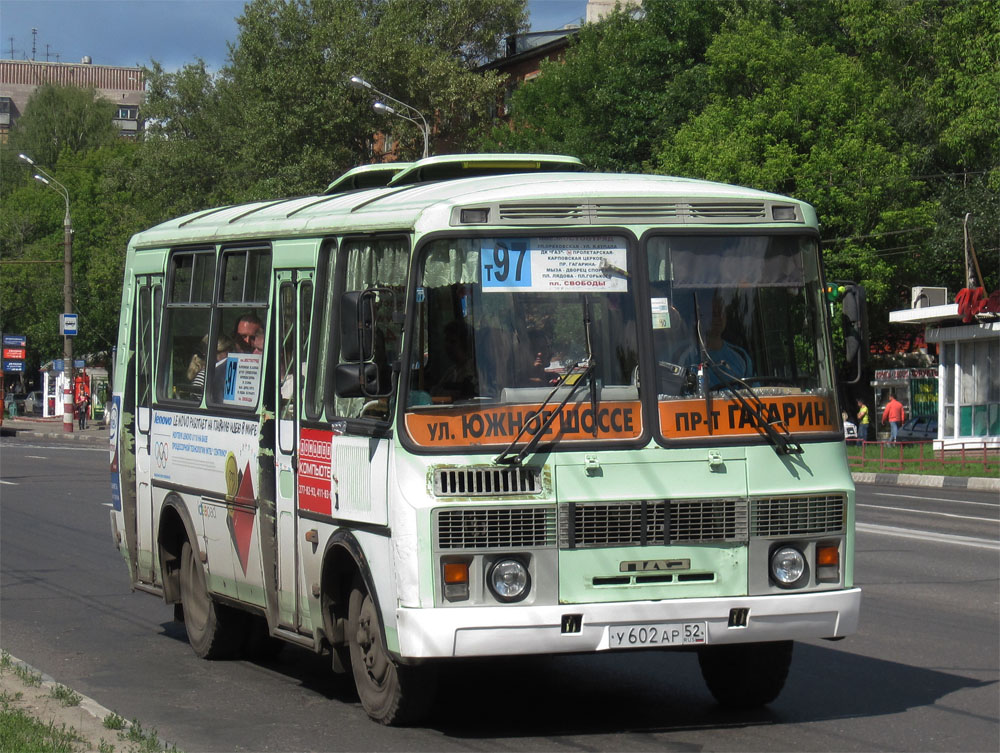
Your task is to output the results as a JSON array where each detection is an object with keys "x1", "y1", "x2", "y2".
[{"x1": 485, "y1": 0, "x2": 999, "y2": 342}]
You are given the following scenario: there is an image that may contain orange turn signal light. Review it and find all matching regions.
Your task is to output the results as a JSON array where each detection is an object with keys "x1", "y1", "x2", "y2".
[
  {"x1": 443, "y1": 562, "x2": 469, "y2": 585},
  {"x1": 817, "y1": 545, "x2": 839, "y2": 567}
]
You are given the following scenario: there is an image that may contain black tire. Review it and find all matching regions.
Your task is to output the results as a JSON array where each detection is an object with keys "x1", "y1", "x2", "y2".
[
  {"x1": 178, "y1": 540, "x2": 248, "y2": 659},
  {"x1": 697, "y1": 640, "x2": 793, "y2": 709},
  {"x1": 347, "y1": 578, "x2": 436, "y2": 725}
]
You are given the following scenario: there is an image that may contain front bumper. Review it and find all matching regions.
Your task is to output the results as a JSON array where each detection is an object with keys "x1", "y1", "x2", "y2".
[{"x1": 396, "y1": 588, "x2": 861, "y2": 658}]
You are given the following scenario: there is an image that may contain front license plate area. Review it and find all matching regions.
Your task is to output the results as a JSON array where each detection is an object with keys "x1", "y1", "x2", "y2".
[{"x1": 608, "y1": 622, "x2": 707, "y2": 648}]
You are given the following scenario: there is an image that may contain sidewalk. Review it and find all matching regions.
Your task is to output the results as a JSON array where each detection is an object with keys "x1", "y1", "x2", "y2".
[{"x1": 0, "y1": 415, "x2": 108, "y2": 445}]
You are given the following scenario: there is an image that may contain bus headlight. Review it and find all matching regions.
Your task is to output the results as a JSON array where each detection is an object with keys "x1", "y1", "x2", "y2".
[
  {"x1": 488, "y1": 558, "x2": 530, "y2": 603},
  {"x1": 769, "y1": 546, "x2": 807, "y2": 588}
]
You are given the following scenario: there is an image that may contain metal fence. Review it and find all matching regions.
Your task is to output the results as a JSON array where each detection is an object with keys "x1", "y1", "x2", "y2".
[{"x1": 846, "y1": 440, "x2": 1000, "y2": 476}]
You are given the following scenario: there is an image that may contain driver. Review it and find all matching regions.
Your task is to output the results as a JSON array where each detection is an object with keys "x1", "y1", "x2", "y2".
[{"x1": 690, "y1": 291, "x2": 752, "y2": 386}]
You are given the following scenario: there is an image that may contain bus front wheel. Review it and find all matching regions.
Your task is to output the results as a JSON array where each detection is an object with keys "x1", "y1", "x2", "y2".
[
  {"x1": 347, "y1": 578, "x2": 436, "y2": 725},
  {"x1": 697, "y1": 640, "x2": 793, "y2": 708},
  {"x1": 178, "y1": 540, "x2": 247, "y2": 659}
]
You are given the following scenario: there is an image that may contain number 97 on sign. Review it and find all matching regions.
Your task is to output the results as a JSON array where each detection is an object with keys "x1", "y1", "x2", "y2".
[{"x1": 481, "y1": 241, "x2": 531, "y2": 289}]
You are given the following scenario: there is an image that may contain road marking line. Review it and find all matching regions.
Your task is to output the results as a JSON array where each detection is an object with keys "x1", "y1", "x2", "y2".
[
  {"x1": 26, "y1": 455, "x2": 48, "y2": 459},
  {"x1": 857, "y1": 522, "x2": 999, "y2": 550},
  {"x1": 872, "y1": 491, "x2": 1000, "y2": 508},
  {"x1": 858, "y1": 503, "x2": 998, "y2": 523},
  {"x1": 0, "y1": 480, "x2": 17, "y2": 485}
]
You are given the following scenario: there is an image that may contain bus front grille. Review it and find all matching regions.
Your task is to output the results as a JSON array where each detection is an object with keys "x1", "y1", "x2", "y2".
[
  {"x1": 558, "y1": 499, "x2": 748, "y2": 548},
  {"x1": 750, "y1": 494, "x2": 846, "y2": 537},
  {"x1": 434, "y1": 506, "x2": 556, "y2": 550},
  {"x1": 434, "y1": 466, "x2": 542, "y2": 497}
]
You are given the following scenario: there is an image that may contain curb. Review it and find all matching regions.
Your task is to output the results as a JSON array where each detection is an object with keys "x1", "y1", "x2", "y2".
[
  {"x1": 853, "y1": 471, "x2": 1000, "y2": 491},
  {"x1": 1, "y1": 423, "x2": 106, "y2": 445}
]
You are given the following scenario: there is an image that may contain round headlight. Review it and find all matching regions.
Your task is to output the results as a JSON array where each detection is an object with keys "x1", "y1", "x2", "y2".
[
  {"x1": 488, "y1": 558, "x2": 530, "y2": 603},
  {"x1": 770, "y1": 546, "x2": 806, "y2": 587}
]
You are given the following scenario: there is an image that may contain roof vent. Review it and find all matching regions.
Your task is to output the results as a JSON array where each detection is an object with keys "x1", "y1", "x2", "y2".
[{"x1": 81, "y1": 56, "x2": 92, "y2": 65}]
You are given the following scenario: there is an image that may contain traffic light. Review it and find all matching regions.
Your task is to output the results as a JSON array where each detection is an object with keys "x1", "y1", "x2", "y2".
[{"x1": 825, "y1": 283, "x2": 847, "y2": 302}]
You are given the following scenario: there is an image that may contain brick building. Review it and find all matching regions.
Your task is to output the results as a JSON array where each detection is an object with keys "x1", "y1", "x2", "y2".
[{"x1": 0, "y1": 57, "x2": 144, "y2": 141}]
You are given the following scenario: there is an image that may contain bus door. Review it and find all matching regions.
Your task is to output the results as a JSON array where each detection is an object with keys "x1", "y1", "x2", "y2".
[
  {"x1": 133, "y1": 276, "x2": 160, "y2": 585},
  {"x1": 273, "y1": 271, "x2": 314, "y2": 630}
]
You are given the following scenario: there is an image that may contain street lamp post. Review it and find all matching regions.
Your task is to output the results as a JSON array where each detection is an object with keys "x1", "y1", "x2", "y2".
[
  {"x1": 349, "y1": 76, "x2": 430, "y2": 159},
  {"x1": 19, "y1": 153, "x2": 74, "y2": 433}
]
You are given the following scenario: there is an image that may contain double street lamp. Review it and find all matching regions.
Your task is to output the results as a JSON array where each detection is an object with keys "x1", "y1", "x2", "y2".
[
  {"x1": 18, "y1": 153, "x2": 75, "y2": 433},
  {"x1": 349, "y1": 76, "x2": 430, "y2": 159}
]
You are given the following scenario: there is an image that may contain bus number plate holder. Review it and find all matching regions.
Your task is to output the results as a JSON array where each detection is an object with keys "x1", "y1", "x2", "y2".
[{"x1": 608, "y1": 622, "x2": 707, "y2": 648}]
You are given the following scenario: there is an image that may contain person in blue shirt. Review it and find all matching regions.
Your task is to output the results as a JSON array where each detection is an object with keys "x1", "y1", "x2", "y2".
[{"x1": 688, "y1": 291, "x2": 752, "y2": 388}]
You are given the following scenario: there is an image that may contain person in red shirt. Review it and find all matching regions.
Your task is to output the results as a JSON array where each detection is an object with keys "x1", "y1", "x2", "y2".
[{"x1": 881, "y1": 393, "x2": 905, "y2": 443}]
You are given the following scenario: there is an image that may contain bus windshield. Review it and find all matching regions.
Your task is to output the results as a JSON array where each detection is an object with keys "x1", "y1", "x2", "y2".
[
  {"x1": 648, "y1": 234, "x2": 838, "y2": 441},
  {"x1": 405, "y1": 236, "x2": 641, "y2": 449},
  {"x1": 403, "y1": 233, "x2": 838, "y2": 450}
]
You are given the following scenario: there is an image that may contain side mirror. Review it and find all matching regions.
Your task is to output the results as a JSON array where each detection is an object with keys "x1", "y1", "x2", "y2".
[
  {"x1": 838, "y1": 282, "x2": 867, "y2": 385},
  {"x1": 335, "y1": 288, "x2": 393, "y2": 399},
  {"x1": 334, "y1": 362, "x2": 383, "y2": 398},
  {"x1": 340, "y1": 291, "x2": 374, "y2": 362}
]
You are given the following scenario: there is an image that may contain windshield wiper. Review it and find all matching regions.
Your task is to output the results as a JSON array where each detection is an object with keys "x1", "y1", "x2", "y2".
[
  {"x1": 704, "y1": 360, "x2": 803, "y2": 455},
  {"x1": 495, "y1": 294, "x2": 600, "y2": 466},
  {"x1": 493, "y1": 358, "x2": 595, "y2": 466}
]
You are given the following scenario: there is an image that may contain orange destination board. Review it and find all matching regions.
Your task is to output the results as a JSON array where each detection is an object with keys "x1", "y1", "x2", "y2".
[
  {"x1": 658, "y1": 396, "x2": 837, "y2": 439},
  {"x1": 405, "y1": 401, "x2": 643, "y2": 448}
]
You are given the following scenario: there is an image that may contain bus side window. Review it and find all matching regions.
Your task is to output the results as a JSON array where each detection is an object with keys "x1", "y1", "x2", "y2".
[
  {"x1": 333, "y1": 238, "x2": 408, "y2": 421},
  {"x1": 161, "y1": 250, "x2": 215, "y2": 403},
  {"x1": 210, "y1": 246, "x2": 272, "y2": 407},
  {"x1": 306, "y1": 241, "x2": 336, "y2": 421}
]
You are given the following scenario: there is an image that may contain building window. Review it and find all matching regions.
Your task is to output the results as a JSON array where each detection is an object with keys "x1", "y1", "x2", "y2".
[{"x1": 116, "y1": 105, "x2": 138, "y2": 120}]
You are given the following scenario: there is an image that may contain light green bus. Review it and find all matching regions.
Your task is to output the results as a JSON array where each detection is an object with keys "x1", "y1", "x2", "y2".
[{"x1": 108, "y1": 154, "x2": 860, "y2": 724}]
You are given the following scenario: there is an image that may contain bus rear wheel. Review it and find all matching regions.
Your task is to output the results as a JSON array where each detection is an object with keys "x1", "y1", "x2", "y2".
[
  {"x1": 347, "y1": 578, "x2": 435, "y2": 725},
  {"x1": 178, "y1": 540, "x2": 247, "y2": 659},
  {"x1": 697, "y1": 640, "x2": 793, "y2": 709}
]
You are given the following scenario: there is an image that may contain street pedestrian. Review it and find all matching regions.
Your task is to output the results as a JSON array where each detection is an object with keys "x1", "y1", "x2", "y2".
[
  {"x1": 76, "y1": 390, "x2": 91, "y2": 430},
  {"x1": 856, "y1": 398, "x2": 870, "y2": 442},
  {"x1": 881, "y1": 393, "x2": 905, "y2": 443}
]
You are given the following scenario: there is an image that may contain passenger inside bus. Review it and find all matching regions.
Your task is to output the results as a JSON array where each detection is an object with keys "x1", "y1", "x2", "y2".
[{"x1": 233, "y1": 312, "x2": 264, "y2": 354}]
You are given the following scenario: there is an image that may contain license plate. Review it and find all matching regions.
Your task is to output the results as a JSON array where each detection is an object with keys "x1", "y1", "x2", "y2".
[{"x1": 608, "y1": 622, "x2": 707, "y2": 648}]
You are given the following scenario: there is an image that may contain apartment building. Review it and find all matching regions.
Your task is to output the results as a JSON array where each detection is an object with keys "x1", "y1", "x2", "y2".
[{"x1": 0, "y1": 57, "x2": 144, "y2": 141}]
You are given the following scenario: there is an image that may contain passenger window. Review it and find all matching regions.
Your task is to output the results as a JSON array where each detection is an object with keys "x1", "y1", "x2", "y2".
[
  {"x1": 209, "y1": 247, "x2": 271, "y2": 407},
  {"x1": 161, "y1": 250, "x2": 215, "y2": 403}
]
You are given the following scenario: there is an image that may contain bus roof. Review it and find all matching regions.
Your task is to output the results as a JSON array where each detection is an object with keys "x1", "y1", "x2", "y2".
[
  {"x1": 129, "y1": 160, "x2": 816, "y2": 250},
  {"x1": 323, "y1": 162, "x2": 412, "y2": 194},
  {"x1": 386, "y1": 153, "x2": 585, "y2": 186}
]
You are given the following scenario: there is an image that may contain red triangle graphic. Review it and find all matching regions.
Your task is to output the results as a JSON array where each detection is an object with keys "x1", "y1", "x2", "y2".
[{"x1": 228, "y1": 461, "x2": 257, "y2": 575}]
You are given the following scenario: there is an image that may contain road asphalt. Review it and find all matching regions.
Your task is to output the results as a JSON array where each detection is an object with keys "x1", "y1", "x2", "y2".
[{"x1": 0, "y1": 417, "x2": 994, "y2": 748}]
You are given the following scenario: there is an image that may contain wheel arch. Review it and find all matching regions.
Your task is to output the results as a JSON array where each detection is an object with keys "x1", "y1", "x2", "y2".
[
  {"x1": 158, "y1": 494, "x2": 200, "y2": 605},
  {"x1": 319, "y1": 529, "x2": 389, "y2": 658}
]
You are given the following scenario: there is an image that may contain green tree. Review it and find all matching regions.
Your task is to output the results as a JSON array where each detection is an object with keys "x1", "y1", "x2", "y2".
[
  {"x1": 1, "y1": 85, "x2": 145, "y2": 378},
  {"x1": 482, "y1": 0, "x2": 728, "y2": 170},
  {"x1": 6, "y1": 84, "x2": 118, "y2": 169},
  {"x1": 223, "y1": 0, "x2": 526, "y2": 197}
]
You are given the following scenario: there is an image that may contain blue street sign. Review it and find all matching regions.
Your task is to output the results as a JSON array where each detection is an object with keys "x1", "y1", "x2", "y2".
[
  {"x1": 53, "y1": 359, "x2": 64, "y2": 372},
  {"x1": 60, "y1": 314, "x2": 78, "y2": 336},
  {"x1": 74, "y1": 359, "x2": 85, "y2": 368},
  {"x1": 3, "y1": 334, "x2": 26, "y2": 347},
  {"x1": 3, "y1": 360, "x2": 25, "y2": 372}
]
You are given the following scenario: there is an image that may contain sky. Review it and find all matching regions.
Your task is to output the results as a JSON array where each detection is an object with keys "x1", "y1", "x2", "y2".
[{"x1": 0, "y1": 0, "x2": 590, "y2": 71}]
